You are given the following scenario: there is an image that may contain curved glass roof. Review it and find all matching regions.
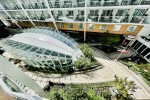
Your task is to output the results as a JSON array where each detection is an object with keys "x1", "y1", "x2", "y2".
[
  {"x1": 0, "y1": 39, "x2": 73, "y2": 68},
  {"x1": 22, "y1": 27, "x2": 79, "y2": 49},
  {"x1": 0, "y1": 27, "x2": 83, "y2": 69}
]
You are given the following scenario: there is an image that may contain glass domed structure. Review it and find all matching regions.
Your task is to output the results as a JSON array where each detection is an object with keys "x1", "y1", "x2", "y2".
[{"x1": 0, "y1": 27, "x2": 83, "y2": 71}]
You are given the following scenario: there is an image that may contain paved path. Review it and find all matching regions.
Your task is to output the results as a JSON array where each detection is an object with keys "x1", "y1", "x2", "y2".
[
  {"x1": 24, "y1": 49, "x2": 150, "y2": 99},
  {"x1": 94, "y1": 50, "x2": 150, "y2": 99}
]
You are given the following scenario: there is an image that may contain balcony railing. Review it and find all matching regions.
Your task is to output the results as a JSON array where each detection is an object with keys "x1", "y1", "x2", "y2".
[
  {"x1": 141, "y1": 0, "x2": 150, "y2": 5},
  {"x1": 2, "y1": 4, "x2": 21, "y2": 10},
  {"x1": 90, "y1": 1, "x2": 101, "y2": 7},
  {"x1": 121, "y1": 0, "x2": 140, "y2": 5},
  {"x1": 99, "y1": 16, "x2": 113, "y2": 22},
  {"x1": 103, "y1": 1, "x2": 119, "y2": 6},
  {"x1": 76, "y1": 15, "x2": 84, "y2": 21},
  {"x1": 22, "y1": 2, "x2": 47, "y2": 9}
]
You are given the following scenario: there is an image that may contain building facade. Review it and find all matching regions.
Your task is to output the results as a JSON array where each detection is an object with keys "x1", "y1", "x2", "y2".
[
  {"x1": 0, "y1": 0, "x2": 149, "y2": 62},
  {"x1": 0, "y1": 0, "x2": 150, "y2": 41}
]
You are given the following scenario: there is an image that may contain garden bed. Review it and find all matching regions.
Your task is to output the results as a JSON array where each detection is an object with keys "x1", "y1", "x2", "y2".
[
  {"x1": 120, "y1": 61, "x2": 150, "y2": 86},
  {"x1": 49, "y1": 82, "x2": 113, "y2": 100}
]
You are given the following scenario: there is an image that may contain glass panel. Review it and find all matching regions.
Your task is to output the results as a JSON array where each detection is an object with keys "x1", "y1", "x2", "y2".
[
  {"x1": 137, "y1": 45, "x2": 146, "y2": 53},
  {"x1": 69, "y1": 23, "x2": 74, "y2": 28},
  {"x1": 141, "y1": 48, "x2": 150, "y2": 57},
  {"x1": 88, "y1": 24, "x2": 94, "y2": 30},
  {"x1": 146, "y1": 53, "x2": 150, "y2": 60},
  {"x1": 100, "y1": 25, "x2": 107, "y2": 30},
  {"x1": 44, "y1": 50, "x2": 51, "y2": 55},
  {"x1": 132, "y1": 40, "x2": 138, "y2": 47},
  {"x1": 22, "y1": 45, "x2": 32, "y2": 50},
  {"x1": 113, "y1": 25, "x2": 121, "y2": 31},
  {"x1": 60, "y1": 23, "x2": 64, "y2": 28},
  {"x1": 78, "y1": 23, "x2": 83, "y2": 29},
  {"x1": 51, "y1": 51, "x2": 58, "y2": 56},
  {"x1": 127, "y1": 26, "x2": 137, "y2": 32},
  {"x1": 59, "y1": 53, "x2": 65, "y2": 57},
  {"x1": 66, "y1": 55, "x2": 71, "y2": 58},
  {"x1": 133, "y1": 42, "x2": 142, "y2": 50},
  {"x1": 36, "y1": 48, "x2": 45, "y2": 54},
  {"x1": 29, "y1": 47, "x2": 38, "y2": 52}
]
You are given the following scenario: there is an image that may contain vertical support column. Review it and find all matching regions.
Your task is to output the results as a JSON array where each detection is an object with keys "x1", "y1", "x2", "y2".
[
  {"x1": 128, "y1": 8, "x2": 135, "y2": 23},
  {"x1": 44, "y1": 0, "x2": 59, "y2": 33},
  {"x1": 17, "y1": 0, "x2": 36, "y2": 28},
  {"x1": 0, "y1": 4, "x2": 22, "y2": 29},
  {"x1": 139, "y1": 0, "x2": 143, "y2": 5},
  {"x1": 83, "y1": 0, "x2": 87, "y2": 41},
  {"x1": 118, "y1": 0, "x2": 123, "y2": 6}
]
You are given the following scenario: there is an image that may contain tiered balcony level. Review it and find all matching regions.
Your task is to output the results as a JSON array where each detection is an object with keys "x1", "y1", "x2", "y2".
[{"x1": 0, "y1": 0, "x2": 150, "y2": 25}]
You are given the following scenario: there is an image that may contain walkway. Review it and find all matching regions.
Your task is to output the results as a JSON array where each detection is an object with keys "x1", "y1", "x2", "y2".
[
  {"x1": 94, "y1": 49, "x2": 150, "y2": 99},
  {"x1": 24, "y1": 49, "x2": 150, "y2": 99}
]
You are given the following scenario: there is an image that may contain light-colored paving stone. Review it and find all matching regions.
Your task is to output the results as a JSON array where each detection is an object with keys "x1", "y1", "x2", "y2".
[{"x1": 94, "y1": 50, "x2": 150, "y2": 99}]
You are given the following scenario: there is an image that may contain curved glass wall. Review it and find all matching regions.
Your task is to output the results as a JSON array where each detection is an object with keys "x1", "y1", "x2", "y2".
[{"x1": 0, "y1": 28, "x2": 83, "y2": 71}]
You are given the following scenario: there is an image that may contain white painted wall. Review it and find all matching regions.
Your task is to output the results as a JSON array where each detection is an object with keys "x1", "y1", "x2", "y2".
[{"x1": 136, "y1": 25, "x2": 150, "y2": 48}]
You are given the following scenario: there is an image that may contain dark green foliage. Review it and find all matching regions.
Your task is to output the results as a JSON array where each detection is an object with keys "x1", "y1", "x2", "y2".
[
  {"x1": 123, "y1": 62, "x2": 150, "y2": 85},
  {"x1": 80, "y1": 43, "x2": 94, "y2": 59},
  {"x1": 113, "y1": 76, "x2": 136, "y2": 100},
  {"x1": 74, "y1": 44, "x2": 100, "y2": 70},
  {"x1": 49, "y1": 82, "x2": 112, "y2": 100},
  {"x1": 98, "y1": 34, "x2": 121, "y2": 47}
]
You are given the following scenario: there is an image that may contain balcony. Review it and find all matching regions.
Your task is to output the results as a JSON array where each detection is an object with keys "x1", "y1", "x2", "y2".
[
  {"x1": 99, "y1": 16, "x2": 113, "y2": 22},
  {"x1": 88, "y1": 10, "x2": 99, "y2": 22},
  {"x1": 103, "y1": 0, "x2": 119, "y2": 6},
  {"x1": 63, "y1": 1, "x2": 72, "y2": 8},
  {"x1": 77, "y1": 0, "x2": 85, "y2": 7},
  {"x1": 141, "y1": 0, "x2": 150, "y2": 5},
  {"x1": 66, "y1": 11, "x2": 74, "y2": 19},
  {"x1": 121, "y1": 0, "x2": 140, "y2": 5},
  {"x1": 131, "y1": 16, "x2": 144, "y2": 23},
  {"x1": 2, "y1": 4, "x2": 21, "y2": 10},
  {"x1": 22, "y1": 2, "x2": 47, "y2": 9},
  {"x1": 90, "y1": 0, "x2": 101, "y2": 7},
  {"x1": 76, "y1": 15, "x2": 84, "y2": 21}
]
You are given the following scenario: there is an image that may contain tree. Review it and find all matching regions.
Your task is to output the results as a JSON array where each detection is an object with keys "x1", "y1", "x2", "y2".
[
  {"x1": 113, "y1": 76, "x2": 136, "y2": 100},
  {"x1": 98, "y1": 34, "x2": 121, "y2": 47}
]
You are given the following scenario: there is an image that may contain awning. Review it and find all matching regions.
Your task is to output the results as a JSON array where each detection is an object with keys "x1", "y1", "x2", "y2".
[{"x1": 117, "y1": 50, "x2": 128, "y2": 54}]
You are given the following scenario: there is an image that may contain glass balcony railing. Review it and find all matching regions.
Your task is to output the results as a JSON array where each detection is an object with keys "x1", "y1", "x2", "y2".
[
  {"x1": 121, "y1": 0, "x2": 140, "y2": 5},
  {"x1": 114, "y1": 16, "x2": 129, "y2": 23},
  {"x1": 75, "y1": 15, "x2": 84, "y2": 21},
  {"x1": 103, "y1": 1, "x2": 119, "y2": 6},
  {"x1": 142, "y1": 16, "x2": 150, "y2": 24},
  {"x1": 48, "y1": 1, "x2": 85, "y2": 8},
  {"x1": 89, "y1": 1, "x2": 101, "y2": 7},
  {"x1": 2, "y1": 4, "x2": 21, "y2": 10},
  {"x1": 88, "y1": 16, "x2": 99, "y2": 22},
  {"x1": 130, "y1": 16, "x2": 144, "y2": 23},
  {"x1": 141, "y1": 0, "x2": 150, "y2": 5},
  {"x1": 22, "y1": 2, "x2": 47, "y2": 9},
  {"x1": 99, "y1": 16, "x2": 113, "y2": 23}
]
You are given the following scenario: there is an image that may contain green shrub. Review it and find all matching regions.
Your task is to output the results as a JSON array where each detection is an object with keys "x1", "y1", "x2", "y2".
[{"x1": 80, "y1": 44, "x2": 94, "y2": 59}]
